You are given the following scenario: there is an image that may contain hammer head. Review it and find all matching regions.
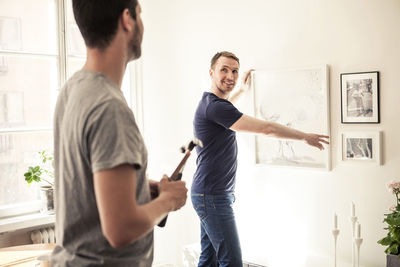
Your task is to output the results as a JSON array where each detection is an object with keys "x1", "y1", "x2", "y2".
[{"x1": 186, "y1": 137, "x2": 203, "y2": 152}]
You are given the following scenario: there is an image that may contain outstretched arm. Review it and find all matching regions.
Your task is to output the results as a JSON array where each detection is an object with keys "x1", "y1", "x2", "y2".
[
  {"x1": 230, "y1": 114, "x2": 329, "y2": 150},
  {"x1": 228, "y1": 69, "x2": 254, "y2": 104}
]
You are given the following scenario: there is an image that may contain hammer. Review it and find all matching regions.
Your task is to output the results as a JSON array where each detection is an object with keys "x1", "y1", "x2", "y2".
[
  {"x1": 158, "y1": 137, "x2": 203, "y2": 227},
  {"x1": 169, "y1": 137, "x2": 203, "y2": 181}
]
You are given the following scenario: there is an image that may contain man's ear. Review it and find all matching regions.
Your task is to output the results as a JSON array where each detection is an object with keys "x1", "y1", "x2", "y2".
[
  {"x1": 120, "y1": 8, "x2": 134, "y2": 32},
  {"x1": 209, "y1": 68, "x2": 213, "y2": 78}
]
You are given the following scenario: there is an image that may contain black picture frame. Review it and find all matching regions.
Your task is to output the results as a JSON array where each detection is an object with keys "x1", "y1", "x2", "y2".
[{"x1": 340, "y1": 71, "x2": 380, "y2": 123}]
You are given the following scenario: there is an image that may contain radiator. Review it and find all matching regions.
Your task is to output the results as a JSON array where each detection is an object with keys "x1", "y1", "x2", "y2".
[{"x1": 30, "y1": 227, "x2": 56, "y2": 244}]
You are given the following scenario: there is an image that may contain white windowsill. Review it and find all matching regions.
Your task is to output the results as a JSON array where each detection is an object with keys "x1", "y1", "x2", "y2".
[{"x1": 0, "y1": 212, "x2": 55, "y2": 234}]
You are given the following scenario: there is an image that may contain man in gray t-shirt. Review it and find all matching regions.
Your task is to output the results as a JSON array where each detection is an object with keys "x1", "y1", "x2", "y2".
[{"x1": 51, "y1": 1, "x2": 187, "y2": 266}]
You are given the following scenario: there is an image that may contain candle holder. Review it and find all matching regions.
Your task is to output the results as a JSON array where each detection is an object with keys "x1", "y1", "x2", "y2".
[
  {"x1": 350, "y1": 216, "x2": 358, "y2": 267},
  {"x1": 332, "y1": 228, "x2": 340, "y2": 267},
  {"x1": 354, "y1": 237, "x2": 363, "y2": 267}
]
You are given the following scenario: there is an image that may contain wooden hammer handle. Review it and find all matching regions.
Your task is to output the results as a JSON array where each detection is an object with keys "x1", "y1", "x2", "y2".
[{"x1": 170, "y1": 151, "x2": 191, "y2": 181}]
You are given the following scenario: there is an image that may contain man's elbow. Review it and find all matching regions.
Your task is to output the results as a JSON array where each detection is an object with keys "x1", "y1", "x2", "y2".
[
  {"x1": 261, "y1": 123, "x2": 275, "y2": 136},
  {"x1": 104, "y1": 229, "x2": 133, "y2": 248},
  {"x1": 103, "y1": 222, "x2": 150, "y2": 248}
]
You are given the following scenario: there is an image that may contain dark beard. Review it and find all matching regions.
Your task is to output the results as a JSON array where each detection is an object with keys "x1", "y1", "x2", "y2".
[{"x1": 128, "y1": 23, "x2": 142, "y2": 60}]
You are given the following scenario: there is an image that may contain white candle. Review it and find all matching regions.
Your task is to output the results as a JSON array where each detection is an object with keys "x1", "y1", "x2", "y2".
[
  {"x1": 356, "y1": 222, "x2": 361, "y2": 238},
  {"x1": 334, "y1": 213, "x2": 338, "y2": 229},
  {"x1": 351, "y1": 202, "x2": 355, "y2": 217}
]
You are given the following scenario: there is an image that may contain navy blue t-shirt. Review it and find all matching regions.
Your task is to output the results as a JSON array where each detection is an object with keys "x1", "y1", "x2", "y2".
[{"x1": 192, "y1": 92, "x2": 243, "y2": 194}]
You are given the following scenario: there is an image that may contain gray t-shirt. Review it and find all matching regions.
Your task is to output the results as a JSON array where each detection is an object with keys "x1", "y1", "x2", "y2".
[{"x1": 51, "y1": 70, "x2": 153, "y2": 267}]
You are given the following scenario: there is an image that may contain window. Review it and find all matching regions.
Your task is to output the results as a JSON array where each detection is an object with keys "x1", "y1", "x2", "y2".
[{"x1": 0, "y1": 0, "x2": 142, "y2": 220}]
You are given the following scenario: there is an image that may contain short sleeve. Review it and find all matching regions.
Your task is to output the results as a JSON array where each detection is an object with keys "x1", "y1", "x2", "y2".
[
  {"x1": 86, "y1": 99, "x2": 145, "y2": 173},
  {"x1": 206, "y1": 99, "x2": 243, "y2": 129}
]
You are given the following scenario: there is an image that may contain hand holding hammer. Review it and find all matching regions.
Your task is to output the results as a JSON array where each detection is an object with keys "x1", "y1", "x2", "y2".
[{"x1": 157, "y1": 137, "x2": 203, "y2": 227}]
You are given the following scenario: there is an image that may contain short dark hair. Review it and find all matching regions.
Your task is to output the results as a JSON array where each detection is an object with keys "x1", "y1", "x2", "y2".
[
  {"x1": 210, "y1": 51, "x2": 240, "y2": 69},
  {"x1": 72, "y1": 0, "x2": 139, "y2": 49}
]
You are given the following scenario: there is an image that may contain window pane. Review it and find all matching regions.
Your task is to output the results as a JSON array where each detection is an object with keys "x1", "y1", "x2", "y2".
[
  {"x1": 0, "y1": 0, "x2": 57, "y2": 54},
  {"x1": 0, "y1": 55, "x2": 58, "y2": 129},
  {"x1": 0, "y1": 131, "x2": 53, "y2": 206}
]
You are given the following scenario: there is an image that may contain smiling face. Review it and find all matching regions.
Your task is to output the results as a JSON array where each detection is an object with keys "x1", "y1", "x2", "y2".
[{"x1": 210, "y1": 56, "x2": 239, "y2": 98}]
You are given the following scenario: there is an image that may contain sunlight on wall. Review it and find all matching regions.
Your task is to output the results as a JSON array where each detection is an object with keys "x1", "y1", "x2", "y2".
[
  {"x1": 237, "y1": 183, "x2": 308, "y2": 267},
  {"x1": 235, "y1": 135, "x2": 310, "y2": 267}
]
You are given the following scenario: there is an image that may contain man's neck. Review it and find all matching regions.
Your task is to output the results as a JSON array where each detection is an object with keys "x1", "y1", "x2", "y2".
[
  {"x1": 83, "y1": 40, "x2": 128, "y2": 88},
  {"x1": 210, "y1": 87, "x2": 229, "y2": 99}
]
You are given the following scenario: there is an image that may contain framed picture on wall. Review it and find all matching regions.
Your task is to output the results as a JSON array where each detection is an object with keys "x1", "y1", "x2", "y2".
[
  {"x1": 341, "y1": 71, "x2": 379, "y2": 123},
  {"x1": 341, "y1": 131, "x2": 382, "y2": 165},
  {"x1": 252, "y1": 65, "x2": 331, "y2": 170}
]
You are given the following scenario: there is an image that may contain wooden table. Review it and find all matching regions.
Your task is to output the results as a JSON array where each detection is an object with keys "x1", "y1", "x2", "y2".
[{"x1": 0, "y1": 243, "x2": 55, "y2": 267}]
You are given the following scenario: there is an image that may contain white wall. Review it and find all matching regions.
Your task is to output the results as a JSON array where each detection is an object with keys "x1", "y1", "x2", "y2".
[{"x1": 140, "y1": 0, "x2": 400, "y2": 266}]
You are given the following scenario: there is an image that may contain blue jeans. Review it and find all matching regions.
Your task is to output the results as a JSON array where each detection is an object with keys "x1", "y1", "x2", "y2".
[{"x1": 191, "y1": 193, "x2": 242, "y2": 267}]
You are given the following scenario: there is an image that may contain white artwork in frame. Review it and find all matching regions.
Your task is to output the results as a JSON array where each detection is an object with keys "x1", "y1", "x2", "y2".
[
  {"x1": 341, "y1": 131, "x2": 382, "y2": 165},
  {"x1": 252, "y1": 65, "x2": 330, "y2": 170}
]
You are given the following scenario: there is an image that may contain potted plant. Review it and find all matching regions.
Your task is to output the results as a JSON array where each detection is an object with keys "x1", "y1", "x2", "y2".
[
  {"x1": 378, "y1": 180, "x2": 400, "y2": 267},
  {"x1": 24, "y1": 150, "x2": 55, "y2": 214}
]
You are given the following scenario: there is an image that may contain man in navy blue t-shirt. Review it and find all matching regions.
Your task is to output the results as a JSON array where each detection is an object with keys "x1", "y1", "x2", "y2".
[{"x1": 191, "y1": 51, "x2": 329, "y2": 267}]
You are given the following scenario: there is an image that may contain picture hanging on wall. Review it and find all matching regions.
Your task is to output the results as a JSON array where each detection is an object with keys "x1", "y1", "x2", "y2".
[
  {"x1": 252, "y1": 65, "x2": 331, "y2": 170},
  {"x1": 341, "y1": 71, "x2": 380, "y2": 123},
  {"x1": 341, "y1": 131, "x2": 382, "y2": 165}
]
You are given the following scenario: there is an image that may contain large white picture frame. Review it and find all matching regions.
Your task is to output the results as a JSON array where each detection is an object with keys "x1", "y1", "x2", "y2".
[{"x1": 252, "y1": 65, "x2": 331, "y2": 170}]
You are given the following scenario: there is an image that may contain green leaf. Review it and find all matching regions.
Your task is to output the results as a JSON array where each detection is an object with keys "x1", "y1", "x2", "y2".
[
  {"x1": 385, "y1": 213, "x2": 400, "y2": 226},
  {"x1": 24, "y1": 150, "x2": 54, "y2": 186},
  {"x1": 378, "y1": 236, "x2": 392, "y2": 246},
  {"x1": 392, "y1": 228, "x2": 400, "y2": 243},
  {"x1": 33, "y1": 166, "x2": 41, "y2": 173},
  {"x1": 32, "y1": 174, "x2": 41, "y2": 182},
  {"x1": 25, "y1": 175, "x2": 32, "y2": 183},
  {"x1": 387, "y1": 243, "x2": 399, "y2": 255}
]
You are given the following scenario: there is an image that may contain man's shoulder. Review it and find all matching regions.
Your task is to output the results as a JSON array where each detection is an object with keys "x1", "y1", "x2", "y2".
[
  {"x1": 202, "y1": 92, "x2": 231, "y2": 108},
  {"x1": 56, "y1": 72, "x2": 130, "y2": 129},
  {"x1": 63, "y1": 71, "x2": 125, "y2": 106}
]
